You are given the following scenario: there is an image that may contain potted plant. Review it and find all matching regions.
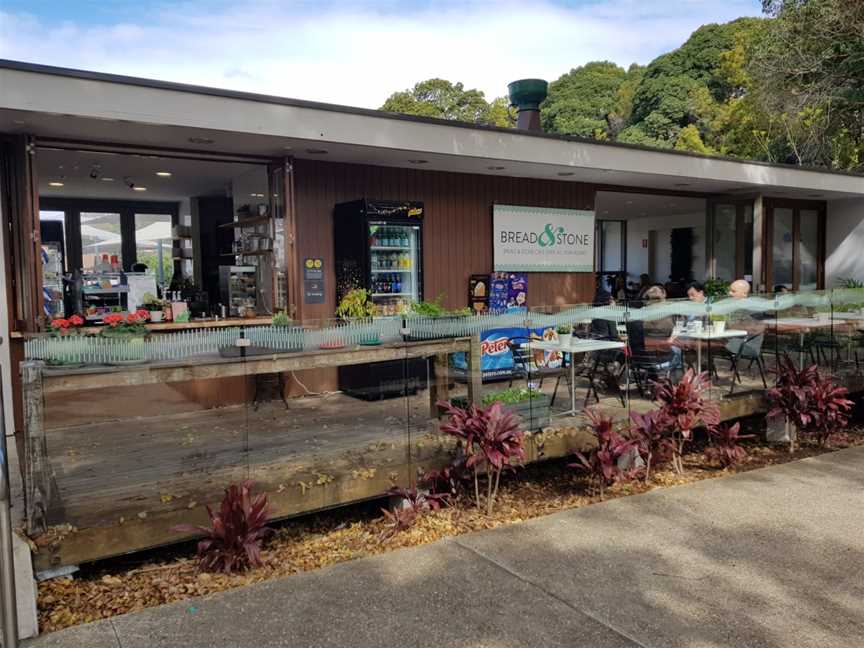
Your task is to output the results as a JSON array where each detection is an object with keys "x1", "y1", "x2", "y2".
[
  {"x1": 556, "y1": 323, "x2": 572, "y2": 346},
  {"x1": 101, "y1": 309, "x2": 150, "y2": 363},
  {"x1": 141, "y1": 292, "x2": 166, "y2": 323},
  {"x1": 703, "y1": 278, "x2": 730, "y2": 300},
  {"x1": 405, "y1": 295, "x2": 472, "y2": 341},
  {"x1": 708, "y1": 313, "x2": 727, "y2": 334},
  {"x1": 335, "y1": 288, "x2": 378, "y2": 346},
  {"x1": 45, "y1": 314, "x2": 87, "y2": 366}
]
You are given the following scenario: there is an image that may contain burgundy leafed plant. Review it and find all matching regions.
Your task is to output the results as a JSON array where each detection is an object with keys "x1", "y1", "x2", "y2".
[
  {"x1": 628, "y1": 409, "x2": 675, "y2": 481},
  {"x1": 569, "y1": 409, "x2": 640, "y2": 498},
  {"x1": 801, "y1": 376, "x2": 854, "y2": 447},
  {"x1": 437, "y1": 400, "x2": 525, "y2": 514},
  {"x1": 706, "y1": 422, "x2": 755, "y2": 468},
  {"x1": 766, "y1": 355, "x2": 820, "y2": 450},
  {"x1": 173, "y1": 481, "x2": 271, "y2": 574},
  {"x1": 653, "y1": 369, "x2": 720, "y2": 473},
  {"x1": 380, "y1": 486, "x2": 449, "y2": 538}
]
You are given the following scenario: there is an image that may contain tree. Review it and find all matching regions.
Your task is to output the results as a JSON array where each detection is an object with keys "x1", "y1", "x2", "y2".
[
  {"x1": 541, "y1": 61, "x2": 630, "y2": 138},
  {"x1": 749, "y1": 0, "x2": 864, "y2": 170},
  {"x1": 380, "y1": 79, "x2": 511, "y2": 127}
]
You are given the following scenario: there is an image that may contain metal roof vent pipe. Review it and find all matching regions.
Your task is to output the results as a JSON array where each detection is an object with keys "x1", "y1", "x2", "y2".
[{"x1": 508, "y1": 79, "x2": 548, "y2": 131}]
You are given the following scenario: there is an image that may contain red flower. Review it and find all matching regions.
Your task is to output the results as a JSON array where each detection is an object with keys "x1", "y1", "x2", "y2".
[
  {"x1": 127, "y1": 313, "x2": 140, "y2": 324},
  {"x1": 103, "y1": 314, "x2": 123, "y2": 327},
  {"x1": 68, "y1": 314, "x2": 84, "y2": 327},
  {"x1": 50, "y1": 318, "x2": 69, "y2": 330},
  {"x1": 134, "y1": 309, "x2": 150, "y2": 320}
]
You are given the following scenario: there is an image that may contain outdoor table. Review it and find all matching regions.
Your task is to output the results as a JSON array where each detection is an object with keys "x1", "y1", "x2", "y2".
[
  {"x1": 676, "y1": 329, "x2": 748, "y2": 373},
  {"x1": 529, "y1": 338, "x2": 626, "y2": 416},
  {"x1": 775, "y1": 317, "x2": 838, "y2": 367}
]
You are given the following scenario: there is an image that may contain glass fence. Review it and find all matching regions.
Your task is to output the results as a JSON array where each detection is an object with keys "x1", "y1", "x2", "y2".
[{"x1": 20, "y1": 288, "x2": 864, "y2": 568}]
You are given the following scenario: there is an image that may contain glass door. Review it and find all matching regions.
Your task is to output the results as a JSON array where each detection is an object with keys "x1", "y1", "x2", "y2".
[
  {"x1": 765, "y1": 200, "x2": 825, "y2": 291},
  {"x1": 368, "y1": 222, "x2": 420, "y2": 315},
  {"x1": 708, "y1": 200, "x2": 754, "y2": 283}
]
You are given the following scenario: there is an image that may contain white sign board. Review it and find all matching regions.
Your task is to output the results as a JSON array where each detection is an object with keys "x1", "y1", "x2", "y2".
[{"x1": 493, "y1": 204, "x2": 595, "y2": 272}]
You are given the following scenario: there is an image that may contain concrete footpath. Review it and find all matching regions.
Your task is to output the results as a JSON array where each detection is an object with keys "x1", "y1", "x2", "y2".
[{"x1": 25, "y1": 447, "x2": 864, "y2": 648}]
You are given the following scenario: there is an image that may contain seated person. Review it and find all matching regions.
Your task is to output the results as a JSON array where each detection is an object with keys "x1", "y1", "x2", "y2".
[
  {"x1": 590, "y1": 290, "x2": 623, "y2": 365},
  {"x1": 641, "y1": 285, "x2": 685, "y2": 369}
]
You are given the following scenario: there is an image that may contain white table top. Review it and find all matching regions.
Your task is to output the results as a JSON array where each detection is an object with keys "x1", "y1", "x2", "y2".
[
  {"x1": 677, "y1": 329, "x2": 749, "y2": 340},
  {"x1": 529, "y1": 339, "x2": 626, "y2": 353},
  {"x1": 775, "y1": 317, "x2": 839, "y2": 329}
]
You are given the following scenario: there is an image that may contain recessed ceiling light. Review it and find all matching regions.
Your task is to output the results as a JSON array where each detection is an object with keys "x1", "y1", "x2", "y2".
[
  {"x1": 557, "y1": 171, "x2": 575, "y2": 177},
  {"x1": 188, "y1": 136, "x2": 214, "y2": 145},
  {"x1": 101, "y1": 177, "x2": 115, "y2": 182},
  {"x1": 305, "y1": 148, "x2": 328, "y2": 155},
  {"x1": 48, "y1": 181, "x2": 64, "y2": 187},
  {"x1": 155, "y1": 171, "x2": 172, "y2": 177},
  {"x1": 487, "y1": 166, "x2": 505, "y2": 171},
  {"x1": 602, "y1": 210, "x2": 609, "y2": 214},
  {"x1": 625, "y1": 200, "x2": 633, "y2": 205},
  {"x1": 283, "y1": 145, "x2": 293, "y2": 151},
  {"x1": 408, "y1": 159, "x2": 428, "y2": 164},
  {"x1": 133, "y1": 186, "x2": 147, "y2": 192}
]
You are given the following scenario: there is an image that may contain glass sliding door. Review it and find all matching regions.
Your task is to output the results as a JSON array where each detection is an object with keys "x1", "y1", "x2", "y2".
[
  {"x1": 765, "y1": 200, "x2": 825, "y2": 291},
  {"x1": 708, "y1": 200, "x2": 754, "y2": 283}
]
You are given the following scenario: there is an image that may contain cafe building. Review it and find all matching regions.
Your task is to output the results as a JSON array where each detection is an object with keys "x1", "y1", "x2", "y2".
[{"x1": 2, "y1": 59, "x2": 864, "y2": 573}]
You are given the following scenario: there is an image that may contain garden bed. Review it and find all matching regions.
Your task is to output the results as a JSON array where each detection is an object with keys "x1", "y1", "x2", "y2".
[{"x1": 35, "y1": 428, "x2": 864, "y2": 634}]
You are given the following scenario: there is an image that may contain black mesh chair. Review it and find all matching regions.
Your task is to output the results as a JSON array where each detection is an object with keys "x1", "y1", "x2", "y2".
[
  {"x1": 723, "y1": 332, "x2": 767, "y2": 394},
  {"x1": 507, "y1": 337, "x2": 569, "y2": 406},
  {"x1": 626, "y1": 321, "x2": 682, "y2": 399}
]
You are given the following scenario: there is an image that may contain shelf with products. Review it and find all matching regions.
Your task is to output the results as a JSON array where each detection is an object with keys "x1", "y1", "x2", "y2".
[
  {"x1": 218, "y1": 216, "x2": 272, "y2": 229},
  {"x1": 221, "y1": 250, "x2": 273, "y2": 257}
]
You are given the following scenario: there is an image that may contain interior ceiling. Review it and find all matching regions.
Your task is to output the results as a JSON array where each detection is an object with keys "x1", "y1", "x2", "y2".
[
  {"x1": 595, "y1": 191, "x2": 705, "y2": 219},
  {"x1": 37, "y1": 147, "x2": 266, "y2": 201},
  {"x1": 1, "y1": 107, "x2": 852, "y2": 201}
]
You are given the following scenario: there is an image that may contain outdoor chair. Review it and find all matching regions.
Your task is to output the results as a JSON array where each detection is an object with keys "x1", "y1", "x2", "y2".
[
  {"x1": 717, "y1": 332, "x2": 767, "y2": 395},
  {"x1": 625, "y1": 321, "x2": 683, "y2": 400},
  {"x1": 507, "y1": 337, "x2": 568, "y2": 406},
  {"x1": 581, "y1": 330, "x2": 626, "y2": 407}
]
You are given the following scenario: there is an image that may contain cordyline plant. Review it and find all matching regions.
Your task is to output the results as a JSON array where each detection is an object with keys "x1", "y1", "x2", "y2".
[
  {"x1": 437, "y1": 400, "x2": 525, "y2": 515},
  {"x1": 380, "y1": 486, "x2": 449, "y2": 538},
  {"x1": 653, "y1": 369, "x2": 720, "y2": 473},
  {"x1": 800, "y1": 376, "x2": 854, "y2": 447},
  {"x1": 628, "y1": 410, "x2": 675, "y2": 481},
  {"x1": 706, "y1": 422, "x2": 755, "y2": 468},
  {"x1": 173, "y1": 481, "x2": 271, "y2": 574},
  {"x1": 765, "y1": 355, "x2": 853, "y2": 450},
  {"x1": 569, "y1": 409, "x2": 640, "y2": 498}
]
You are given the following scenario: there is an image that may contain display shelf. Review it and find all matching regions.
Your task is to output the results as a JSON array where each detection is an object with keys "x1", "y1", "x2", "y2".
[
  {"x1": 221, "y1": 250, "x2": 272, "y2": 257},
  {"x1": 370, "y1": 246, "x2": 412, "y2": 251},
  {"x1": 83, "y1": 287, "x2": 129, "y2": 295},
  {"x1": 219, "y1": 216, "x2": 272, "y2": 229},
  {"x1": 371, "y1": 292, "x2": 413, "y2": 297}
]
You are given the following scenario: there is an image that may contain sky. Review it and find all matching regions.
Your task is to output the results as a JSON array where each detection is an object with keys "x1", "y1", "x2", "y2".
[{"x1": 0, "y1": 1, "x2": 763, "y2": 109}]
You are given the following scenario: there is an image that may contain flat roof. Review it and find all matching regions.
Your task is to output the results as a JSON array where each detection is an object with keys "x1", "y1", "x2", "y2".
[{"x1": 1, "y1": 59, "x2": 863, "y2": 199}]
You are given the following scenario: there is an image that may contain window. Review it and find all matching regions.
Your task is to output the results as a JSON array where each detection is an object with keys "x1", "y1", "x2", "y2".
[
  {"x1": 595, "y1": 220, "x2": 625, "y2": 273},
  {"x1": 134, "y1": 213, "x2": 174, "y2": 287},
  {"x1": 80, "y1": 212, "x2": 122, "y2": 272}
]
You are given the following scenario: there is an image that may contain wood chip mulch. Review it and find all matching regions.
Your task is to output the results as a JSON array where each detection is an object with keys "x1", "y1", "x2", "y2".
[{"x1": 37, "y1": 433, "x2": 864, "y2": 633}]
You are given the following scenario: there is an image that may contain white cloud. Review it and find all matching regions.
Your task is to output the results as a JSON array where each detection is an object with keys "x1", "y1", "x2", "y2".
[{"x1": 0, "y1": 0, "x2": 761, "y2": 108}]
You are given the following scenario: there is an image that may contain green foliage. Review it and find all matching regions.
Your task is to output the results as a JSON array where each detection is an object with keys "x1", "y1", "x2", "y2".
[
  {"x1": 675, "y1": 124, "x2": 713, "y2": 155},
  {"x1": 409, "y1": 295, "x2": 471, "y2": 318},
  {"x1": 335, "y1": 289, "x2": 376, "y2": 319},
  {"x1": 541, "y1": 61, "x2": 628, "y2": 138},
  {"x1": 381, "y1": 79, "x2": 512, "y2": 127},
  {"x1": 482, "y1": 387, "x2": 543, "y2": 407},
  {"x1": 703, "y1": 278, "x2": 730, "y2": 298},
  {"x1": 272, "y1": 310, "x2": 291, "y2": 327}
]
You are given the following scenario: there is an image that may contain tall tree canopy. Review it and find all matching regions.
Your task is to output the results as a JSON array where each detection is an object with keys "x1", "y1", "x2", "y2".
[
  {"x1": 380, "y1": 79, "x2": 512, "y2": 127},
  {"x1": 381, "y1": 2, "x2": 864, "y2": 172}
]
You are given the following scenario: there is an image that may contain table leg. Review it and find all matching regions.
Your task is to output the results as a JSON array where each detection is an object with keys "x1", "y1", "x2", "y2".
[
  {"x1": 799, "y1": 331, "x2": 804, "y2": 369},
  {"x1": 570, "y1": 353, "x2": 576, "y2": 416},
  {"x1": 429, "y1": 353, "x2": 448, "y2": 418}
]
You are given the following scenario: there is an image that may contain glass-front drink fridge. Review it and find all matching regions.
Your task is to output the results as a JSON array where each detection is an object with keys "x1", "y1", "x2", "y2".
[
  {"x1": 334, "y1": 199, "x2": 425, "y2": 399},
  {"x1": 334, "y1": 199, "x2": 423, "y2": 315}
]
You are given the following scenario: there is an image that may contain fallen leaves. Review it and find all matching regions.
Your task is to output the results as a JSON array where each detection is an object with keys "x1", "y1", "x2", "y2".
[{"x1": 36, "y1": 434, "x2": 864, "y2": 635}]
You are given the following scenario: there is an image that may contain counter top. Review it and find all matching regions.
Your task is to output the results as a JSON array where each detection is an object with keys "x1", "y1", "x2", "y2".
[{"x1": 11, "y1": 316, "x2": 273, "y2": 339}]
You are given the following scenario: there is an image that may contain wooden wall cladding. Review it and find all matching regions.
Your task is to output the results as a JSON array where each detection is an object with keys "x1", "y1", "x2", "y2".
[{"x1": 293, "y1": 159, "x2": 598, "y2": 321}]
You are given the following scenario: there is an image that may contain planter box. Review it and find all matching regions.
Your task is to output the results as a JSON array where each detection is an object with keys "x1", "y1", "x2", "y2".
[{"x1": 450, "y1": 393, "x2": 551, "y2": 431}]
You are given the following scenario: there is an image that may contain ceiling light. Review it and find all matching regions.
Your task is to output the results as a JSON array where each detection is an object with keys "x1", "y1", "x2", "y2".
[
  {"x1": 408, "y1": 159, "x2": 428, "y2": 164},
  {"x1": 625, "y1": 200, "x2": 633, "y2": 205},
  {"x1": 48, "y1": 181, "x2": 64, "y2": 187},
  {"x1": 155, "y1": 171, "x2": 172, "y2": 177},
  {"x1": 133, "y1": 186, "x2": 147, "y2": 192},
  {"x1": 283, "y1": 145, "x2": 293, "y2": 151},
  {"x1": 487, "y1": 166, "x2": 505, "y2": 171},
  {"x1": 101, "y1": 177, "x2": 115, "y2": 182},
  {"x1": 188, "y1": 136, "x2": 215, "y2": 145},
  {"x1": 305, "y1": 148, "x2": 328, "y2": 155},
  {"x1": 557, "y1": 171, "x2": 575, "y2": 177}
]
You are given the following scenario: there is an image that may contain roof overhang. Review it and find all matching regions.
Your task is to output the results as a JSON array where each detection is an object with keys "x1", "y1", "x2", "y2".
[{"x1": 2, "y1": 61, "x2": 863, "y2": 200}]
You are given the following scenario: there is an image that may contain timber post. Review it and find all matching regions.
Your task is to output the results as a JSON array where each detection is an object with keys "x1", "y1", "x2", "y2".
[
  {"x1": 21, "y1": 360, "x2": 52, "y2": 533},
  {"x1": 467, "y1": 333, "x2": 482, "y2": 405}
]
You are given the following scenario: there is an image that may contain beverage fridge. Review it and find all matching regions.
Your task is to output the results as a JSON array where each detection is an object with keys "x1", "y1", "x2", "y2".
[{"x1": 334, "y1": 199, "x2": 426, "y2": 399}]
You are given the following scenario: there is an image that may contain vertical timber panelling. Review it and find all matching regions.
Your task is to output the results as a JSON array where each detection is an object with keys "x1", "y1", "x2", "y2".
[{"x1": 294, "y1": 159, "x2": 597, "y2": 321}]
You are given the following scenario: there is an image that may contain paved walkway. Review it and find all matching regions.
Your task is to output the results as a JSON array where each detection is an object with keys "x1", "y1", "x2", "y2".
[{"x1": 25, "y1": 446, "x2": 864, "y2": 647}]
